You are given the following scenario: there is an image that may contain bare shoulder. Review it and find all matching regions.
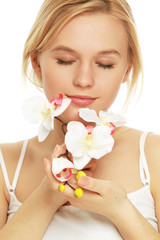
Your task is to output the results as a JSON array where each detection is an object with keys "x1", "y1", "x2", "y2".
[
  {"x1": 118, "y1": 128, "x2": 160, "y2": 190},
  {"x1": 145, "y1": 132, "x2": 160, "y2": 228},
  {"x1": 0, "y1": 140, "x2": 25, "y2": 187},
  {"x1": 0, "y1": 141, "x2": 25, "y2": 228},
  {"x1": 0, "y1": 140, "x2": 26, "y2": 168},
  {"x1": 114, "y1": 126, "x2": 143, "y2": 144},
  {"x1": 145, "y1": 132, "x2": 160, "y2": 176},
  {"x1": 145, "y1": 132, "x2": 160, "y2": 152},
  {"x1": 0, "y1": 137, "x2": 40, "y2": 181},
  {"x1": 145, "y1": 133, "x2": 160, "y2": 192}
]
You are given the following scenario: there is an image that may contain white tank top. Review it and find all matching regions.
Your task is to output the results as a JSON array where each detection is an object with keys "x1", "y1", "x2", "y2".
[{"x1": 0, "y1": 132, "x2": 158, "y2": 239}]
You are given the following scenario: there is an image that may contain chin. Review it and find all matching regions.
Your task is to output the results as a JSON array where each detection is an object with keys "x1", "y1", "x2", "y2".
[
  {"x1": 58, "y1": 105, "x2": 91, "y2": 126},
  {"x1": 59, "y1": 102, "x2": 110, "y2": 125},
  {"x1": 59, "y1": 108, "x2": 81, "y2": 123}
]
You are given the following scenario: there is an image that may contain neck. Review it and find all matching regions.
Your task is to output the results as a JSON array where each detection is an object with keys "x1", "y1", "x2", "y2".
[
  {"x1": 38, "y1": 117, "x2": 67, "y2": 154},
  {"x1": 35, "y1": 118, "x2": 127, "y2": 157}
]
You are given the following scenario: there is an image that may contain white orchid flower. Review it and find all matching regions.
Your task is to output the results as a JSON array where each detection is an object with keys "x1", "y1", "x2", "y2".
[
  {"x1": 52, "y1": 157, "x2": 75, "y2": 182},
  {"x1": 22, "y1": 94, "x2": 71, "y2": 142},
  {"x1": 79, "y1": 108, "x2": 126, "y2": 133},
  {"x1": 50, "y1": 94, "x2": 71, "y2": 117},
  {"x1": 65, "y1": 121, "x2": 114, "y2": 170}
]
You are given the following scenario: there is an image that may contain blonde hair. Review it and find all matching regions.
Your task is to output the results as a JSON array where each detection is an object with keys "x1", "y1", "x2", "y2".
[{"x1": 22, "y1": 0, "x2": 143, "y2": 109}]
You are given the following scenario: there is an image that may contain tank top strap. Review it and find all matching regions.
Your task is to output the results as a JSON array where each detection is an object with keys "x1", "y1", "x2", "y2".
[
  {"x1": 139, "y1": 132, "x2": 151, "y2": 186},
  {"x1": 0, "y1": 139, "x2": 28, "y2": 192},
  {"x1": 0, "y1": 149, "x2": 11, "y2": 191},
  {"x1": 11, "y1": 139, "x2": 28, "y2": 191}
]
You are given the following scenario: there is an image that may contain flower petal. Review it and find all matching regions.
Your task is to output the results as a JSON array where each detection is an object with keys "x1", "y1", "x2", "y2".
[
  {"x1": 22, "y1": 95, "x2": 47, "y2": 123},
  {"x1": 87, "y1": 136, "x2": 114, "y2": 159},
  {"x1": 42, "y1": 106, "x2": 54, "y2": 130},
  {"x1": 79, "y1": 108, "x2": 102, "y2": 125},
  {"x1": 72, "y1": 153, "x2": 91, "y2": 170},
  {"x1": 99, "y1": 111, "x2": 126, "y2": 127},
  {"x1": 54, "y1": 98, "x2": 71, "y2": 117},
  {"x1": 54, "y1": 94, "x2": 63, "y2": 106},
  {"x1": 67, "y1": 121, "x2": 86, "y2": 132},
  {"x1": 65, "y1": 121, "x2": 87, "y2": 157},
  {"x1": 52, "y1": 157, "x2": 74, "y2": 182},
  {"x1": 87, "y1": 126, "x2": 114, "y2": 158},
  {"x1": 93, "y1": 125, "x2": 114, "y2": 145},
  {"x1": 38, "y1": 124, "x2": 50, "y2": 142}
]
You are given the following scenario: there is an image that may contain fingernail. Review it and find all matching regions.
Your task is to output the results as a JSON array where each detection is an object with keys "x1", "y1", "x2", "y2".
[{"x1": 78, "y1": 176, "x2": 89, "y2": 186}]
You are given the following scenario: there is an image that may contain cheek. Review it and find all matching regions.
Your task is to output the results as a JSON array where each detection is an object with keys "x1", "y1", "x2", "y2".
[
  {"x1": 97, "y1": 70, "x2": 125, "y2": 110},
  {"x1": 41, "y1": 65, "x2": 67, "y2": 101}
]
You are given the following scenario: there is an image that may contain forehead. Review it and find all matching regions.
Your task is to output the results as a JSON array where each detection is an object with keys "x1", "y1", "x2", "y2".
[{"x1": 50, "y1": 13, "x2": 128, "y2": 55}]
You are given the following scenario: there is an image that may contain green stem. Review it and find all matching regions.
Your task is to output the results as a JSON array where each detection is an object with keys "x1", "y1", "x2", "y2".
[
  {"x1": 55, "y1": 117, "x2": 67, "y2": 135},
  {"x1": 55, "y1": 117, "x2": 72, "y2": 162}
]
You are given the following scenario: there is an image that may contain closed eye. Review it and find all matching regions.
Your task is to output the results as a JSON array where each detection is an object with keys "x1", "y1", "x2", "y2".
[
  {"x1": 97, "y1": 63, "x2": 114, "y2": 69},
  {"x1": 57, "y1": 59, "x2": 114, "y2": 70},
  {"x1": 57, "y1": 59, "x2": 74, "y2": 65}
]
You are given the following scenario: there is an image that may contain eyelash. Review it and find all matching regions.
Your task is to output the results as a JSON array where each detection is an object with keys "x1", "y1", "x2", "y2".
[
  {"x1": 57, "y1": 60, "x2": 73, "y2": 65},
  {"x1": 97, "y1": 64, "x2": 114, "y2": 69},
  {"x1": 57, "y1": 60, "x2": 114, "y2": 69}
]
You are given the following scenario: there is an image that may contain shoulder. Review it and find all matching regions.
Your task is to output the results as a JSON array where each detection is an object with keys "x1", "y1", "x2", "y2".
[
  {"x1": 0, "y1": 142, "x2": 21, "y2": 204},
  {"x1": 126, "y1": 130, "x2": 160, "y2": 182},
  {"x1": 144, "y1": 133, "x2": 160, "y2": 228},
  {"x1": 0, "y1": 140, "x2": 32, "y2": 186},
  {"x1": 0, "y1": 141, "x2": 27, "y2": 226},
  {"x1": 0, "y1": 137, "x2": 38, "y2": 173},
  {"x1": 145, "y1": 132, "x2": 160, "y2": 176},
  {"x1": 0, "y1": 141, "x2": 26, "y2": 165},
  {"x1": 145, "y1": 132, "x2": 160, "y2": 152},
  {"x1": 113, "y1": 126, "x2": 143, "y2": 146},
  {"x1": 145, "y1": 133, "x2": 160, "y2": 192},
  {"x1": 0, "y1": 140, "x2": 31, "y2": 201},
  {"x1": 0, "y1": 140, "x2": 25, "y2": 182}
]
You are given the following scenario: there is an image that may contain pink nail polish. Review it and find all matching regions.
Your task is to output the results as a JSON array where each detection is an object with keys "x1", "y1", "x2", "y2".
[{"x1": 79, "y1": 176, "x2": 88, "y2": 186}]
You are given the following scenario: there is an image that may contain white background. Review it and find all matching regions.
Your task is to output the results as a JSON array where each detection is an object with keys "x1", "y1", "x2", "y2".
[{"x1": 0, "y1": 1, "x2": 160, "y2": 143}]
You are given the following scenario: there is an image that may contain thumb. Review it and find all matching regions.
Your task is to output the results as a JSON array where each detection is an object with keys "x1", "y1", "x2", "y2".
[
  {"x1": 78, "y1": 176, "x2": 105, "y2": 195},
  {"x1": 44, "y1": 158, "x2": 60, "y2": 185}
]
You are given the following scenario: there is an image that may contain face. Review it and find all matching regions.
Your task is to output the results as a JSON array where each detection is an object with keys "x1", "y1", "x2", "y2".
[{"x1": 35, "y1": 13, "x2": 130, "y2": 123}]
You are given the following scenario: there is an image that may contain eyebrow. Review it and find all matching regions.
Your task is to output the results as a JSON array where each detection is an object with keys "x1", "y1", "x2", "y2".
[{"x1": 51, "y1": 45, "x2": 121, "y2": 57}]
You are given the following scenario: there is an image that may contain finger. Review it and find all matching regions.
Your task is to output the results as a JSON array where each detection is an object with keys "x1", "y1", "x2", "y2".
[
  {"x1": 59, "y1": 143, "x2": 67, "y2": 154},
  {"x1": 78, "y1": 176, "x2": 109, "y2": 196},
  {"x1": 52, "y1": 144, "x2": 66, "y2": 159},
  {"x1": 44, "y1": 158, "x2": 59, "y2": 189},
  {"x1": 64, "y1": 182, "x2": 75, "y2": 196},
  {"x1": 68, "y1": 173, "x2": 78, "y2": 186}
]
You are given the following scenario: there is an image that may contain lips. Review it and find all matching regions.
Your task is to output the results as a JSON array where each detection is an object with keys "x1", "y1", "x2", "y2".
[{"x1": 67, "y1": 95, "x2": 96, "y2": 106}]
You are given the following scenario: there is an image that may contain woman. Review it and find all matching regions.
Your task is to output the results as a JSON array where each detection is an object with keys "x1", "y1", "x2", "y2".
[{"x1": 0, "y1": 0, "x2": 160, "y2": 239}]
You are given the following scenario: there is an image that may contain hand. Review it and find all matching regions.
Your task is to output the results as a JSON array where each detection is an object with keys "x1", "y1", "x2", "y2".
[
  {"x1": 61, "y1": 176, "x2": 129, "y2": 222},
  {"x1": 82, "y1": 158, "x2": 97, "y2": 177},
  {"x1": 43, "y1": 144, "x2": 68, "y2": 207}
]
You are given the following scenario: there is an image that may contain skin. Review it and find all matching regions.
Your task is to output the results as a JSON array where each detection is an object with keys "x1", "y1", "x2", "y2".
[
  {"x1": 37, "y1": 13, "x2": 130, "y2": 123},
  {"x1": 0, "y1": 13, "x2": 160, "y2": 240}
]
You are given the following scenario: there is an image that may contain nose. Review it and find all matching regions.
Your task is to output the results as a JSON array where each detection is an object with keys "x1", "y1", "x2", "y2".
[{"x1": 73, "y1": 62, "x2": 94, "y2": 88}]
